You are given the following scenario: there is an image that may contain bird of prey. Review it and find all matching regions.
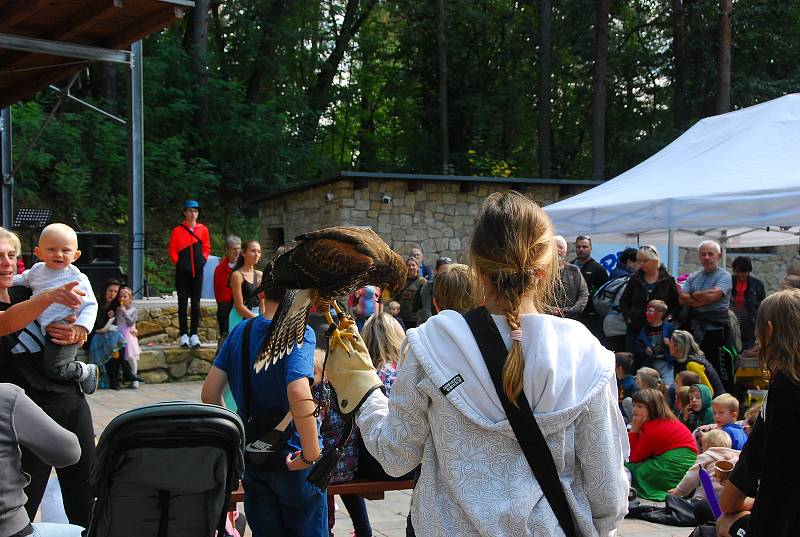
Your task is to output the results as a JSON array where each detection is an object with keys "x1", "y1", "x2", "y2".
[{"x1": 251, "y1": 226, "x2": 406, "y2": 372}]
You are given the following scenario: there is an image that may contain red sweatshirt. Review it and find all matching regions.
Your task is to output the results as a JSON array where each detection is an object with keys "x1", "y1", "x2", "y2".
[
  {"x1": 628, "y1": 418, "x2": 698, "y2": 463},
  {"x1": 213, "y1": 260, "x2": 234, "y2": 303},
  {"x1": 168, "y1": 221, "x2": 210, "y2": 278}
]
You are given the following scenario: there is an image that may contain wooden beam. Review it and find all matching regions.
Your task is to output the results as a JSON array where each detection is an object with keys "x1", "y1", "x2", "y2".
[
  {"x1": 55, "y1": 0, "x2": 125, "y2": 42},
  {"x1": 0, "y1": 63, "x2": 87, "y2": 110},
  {"x1": 0, "y1": 1, "x2": 125, "y2": 71},
  {"x1": 0, "y1": 0, "x2": 49, "y2": 33},
  {"x1": 107, "y1": 7, "x2": 185, "y2": 49}
]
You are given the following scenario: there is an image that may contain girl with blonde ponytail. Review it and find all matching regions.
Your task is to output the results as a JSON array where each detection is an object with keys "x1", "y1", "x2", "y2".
[{"x1": 353, "y1": 192, "x2": 629, "y2": 536}]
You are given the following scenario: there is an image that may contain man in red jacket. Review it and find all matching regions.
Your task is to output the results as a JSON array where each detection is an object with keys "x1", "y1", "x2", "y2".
[
  {"x1": 168, "y1": 200, "x2": 210, "y2": 347},
  {"x1": 213, "y1": 234, "x2": 241, "y2": 342}
]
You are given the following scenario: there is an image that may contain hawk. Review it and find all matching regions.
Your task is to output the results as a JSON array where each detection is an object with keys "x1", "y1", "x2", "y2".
[{"x1": 251, "y1": 226, "x2": 406, "y2": 372}]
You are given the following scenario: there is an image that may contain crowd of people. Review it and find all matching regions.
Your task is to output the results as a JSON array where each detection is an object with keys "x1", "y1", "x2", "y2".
[{"x1": 0, "y1": 191, "x2": 798, "y2": 537}]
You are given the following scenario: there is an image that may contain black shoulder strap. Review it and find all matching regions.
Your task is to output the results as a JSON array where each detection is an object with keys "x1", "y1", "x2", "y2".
[
  {"x1": 179, "y1": 223, "x2": 200, "y2": 240},
  {"x1": 241, "y1": 318, "x2": 256, "y2": 418},
  {"x1": 462, "y1": 307, "x2": 577, "y2": 537}
]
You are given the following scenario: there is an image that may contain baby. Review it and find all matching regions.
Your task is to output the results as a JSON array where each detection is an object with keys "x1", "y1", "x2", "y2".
[{"x1": 14, "y1": 223, "x2": 99, "y2": 393}]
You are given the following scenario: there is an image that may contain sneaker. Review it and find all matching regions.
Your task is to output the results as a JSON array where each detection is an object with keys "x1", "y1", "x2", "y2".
[
  {"x1": 131, "y1": 380, "x2": 140, "y2": 389},
  {"x1": 179, "y1": 334, "x2": 190, "y2": 347},
  {"x1": 189, "y1": 334, "x2": 201, "y2": 348},
  {"x1": 80, "y1": 363, "x2": 99, "y2": 395}
]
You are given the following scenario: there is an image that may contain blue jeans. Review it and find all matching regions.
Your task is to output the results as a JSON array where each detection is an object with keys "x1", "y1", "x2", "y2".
[{"x1": 243, "y1": 462, "x2": 328, "y2": 537}]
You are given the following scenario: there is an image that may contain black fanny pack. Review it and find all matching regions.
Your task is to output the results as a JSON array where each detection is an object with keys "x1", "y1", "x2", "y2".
[
  {"x1": 240, "y1": 318, "x2": 293, "y2": 466},
  {"x1": 244, "y1": 410, "x2": 292, "y2": 466}
]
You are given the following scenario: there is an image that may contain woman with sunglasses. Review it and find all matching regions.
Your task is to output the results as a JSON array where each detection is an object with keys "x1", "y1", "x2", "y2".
[{"x1": 619, "y1": 245, "x2": 680, "y2": 366}]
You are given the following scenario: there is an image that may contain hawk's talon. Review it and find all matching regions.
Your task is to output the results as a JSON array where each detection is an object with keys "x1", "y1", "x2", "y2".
[{"x1": 329, "y1": 327, "x2": 357, "y2": 356}]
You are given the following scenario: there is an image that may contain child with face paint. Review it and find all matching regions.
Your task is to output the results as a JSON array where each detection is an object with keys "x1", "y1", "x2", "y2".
[{"x1": 636, "y1": 299, "x2": 675, "y2": 384}]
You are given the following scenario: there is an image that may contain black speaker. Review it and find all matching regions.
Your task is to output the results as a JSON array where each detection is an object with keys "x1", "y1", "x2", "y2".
[
  {"x1": 81, "y1": 266, "x2": 127, "y2": 300},
  {"x1": 76, "y1": 232, "x2": 120, "y2": 267}
]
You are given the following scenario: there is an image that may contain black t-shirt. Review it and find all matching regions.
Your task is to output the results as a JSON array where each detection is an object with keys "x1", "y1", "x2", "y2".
[
  {"x1": 729, "y1": 371, "x2": 800, "y2": 536},
  {"x1": 0, "y1": 287, "x2": 81, "y2": 407}
]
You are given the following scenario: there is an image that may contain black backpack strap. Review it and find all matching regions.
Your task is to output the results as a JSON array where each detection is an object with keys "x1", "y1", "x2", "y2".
[
  {"x1": 240, "y1": 318, "x2": 256, "y2": 419},
  {"x1": 462, "y1": 307, "x2": 577, "y2": 537}
]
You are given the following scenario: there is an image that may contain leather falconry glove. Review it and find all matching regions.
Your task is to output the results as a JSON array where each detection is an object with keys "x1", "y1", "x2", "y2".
[{"x1": 325, "y1": 323, "x2": 383, "y2": 415}]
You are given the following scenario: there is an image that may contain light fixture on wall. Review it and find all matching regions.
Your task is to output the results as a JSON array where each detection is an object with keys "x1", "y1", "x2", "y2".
[
  {"x1": 382, "y1": 195, "x2": 392, "y2": 204},
  {"x1": 325, "y1": 192, "x2": 334, "y2": 202}
]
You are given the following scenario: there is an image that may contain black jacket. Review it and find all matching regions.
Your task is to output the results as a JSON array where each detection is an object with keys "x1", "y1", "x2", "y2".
[
  {"x1": 619, "y1": 267, "x2": 680, "y2": 332},
  {"x1": 729, "y1": 275, "x2": 766, "y2": 323},
  {"x1": 571, "y1": 257, "x2": 608, "y2": 315}
]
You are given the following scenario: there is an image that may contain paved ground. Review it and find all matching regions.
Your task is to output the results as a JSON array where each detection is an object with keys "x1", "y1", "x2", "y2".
[{"x1": 87, "y1": 382, "x2": 683, "y2": 537}]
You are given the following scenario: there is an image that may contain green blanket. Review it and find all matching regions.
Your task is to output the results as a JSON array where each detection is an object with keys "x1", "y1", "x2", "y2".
[{"x1": 626, "y1": 447, "x2": 697, "y2": 501}]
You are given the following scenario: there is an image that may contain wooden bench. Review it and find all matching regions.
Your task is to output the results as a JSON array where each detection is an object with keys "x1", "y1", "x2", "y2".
[{"x1": 229, "y1": 479, "x2": 414, "y2": 509}]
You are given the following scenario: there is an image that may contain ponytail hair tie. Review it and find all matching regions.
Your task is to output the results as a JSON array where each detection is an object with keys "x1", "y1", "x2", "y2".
[{"x1": 510, "y1": 329, "x2": 523, "y2": 342}]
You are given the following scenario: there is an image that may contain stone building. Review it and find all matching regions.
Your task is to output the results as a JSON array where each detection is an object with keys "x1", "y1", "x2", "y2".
[{"x1": 254, "y1": 172, "x2": 600, "y2": 265}]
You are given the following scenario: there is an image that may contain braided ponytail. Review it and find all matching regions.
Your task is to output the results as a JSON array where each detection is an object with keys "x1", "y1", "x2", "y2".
[{"x1": 469, "y1": 192, "x2": 559, "y2": 407}]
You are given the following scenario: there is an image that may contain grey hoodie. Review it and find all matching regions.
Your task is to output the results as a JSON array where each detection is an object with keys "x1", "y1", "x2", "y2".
[
  {"x1": 357, "y1": 311, "x2": 629, "y2": 536},
  {"x1": 0, "y1": 384, "x2": 80, "y2": 536}
]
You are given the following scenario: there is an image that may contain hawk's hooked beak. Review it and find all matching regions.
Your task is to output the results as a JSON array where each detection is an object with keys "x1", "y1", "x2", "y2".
[{"x1": 380, "y1": 288, "x2": 393, "y2": 303}]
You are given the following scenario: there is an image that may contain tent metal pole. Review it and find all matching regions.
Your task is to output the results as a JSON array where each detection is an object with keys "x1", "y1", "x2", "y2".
[
  {"x1": 0, "y1": 108, "x2": 11, "y2": 229},
  {"x1": 128, "y1": 41, "x2": 145, "y2": 298},
  {"x1": 721, "y1": 230, "x2": 727, "y2": 269},
  {"x1": 667, "y1": 229, "x2": 675, "y2": 274}
]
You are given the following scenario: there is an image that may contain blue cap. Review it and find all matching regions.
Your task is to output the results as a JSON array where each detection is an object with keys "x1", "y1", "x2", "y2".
[{"x1": 184, "y1": 199, "x2": 200, "y2": 209}]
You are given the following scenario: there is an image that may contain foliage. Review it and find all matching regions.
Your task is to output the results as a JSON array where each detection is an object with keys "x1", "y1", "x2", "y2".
[{"x1": 9, "y1": 0, "x2": 800, "y2": 289}]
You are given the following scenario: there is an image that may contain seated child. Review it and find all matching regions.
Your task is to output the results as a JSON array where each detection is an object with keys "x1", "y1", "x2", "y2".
[
  {"x1": 432, "y1": 263, "x2": 476, "y2": 314},
  {"x1": 386, "y1": 300, "x2": 406, "y2": 330},
  {"x1": 626, "y1": 388, "x2": 698, "y2": 501},
  {"x1": 669, "y1": 330, "x2": 725, "y2": 396},
  {"x1": 616, "y1": 352, "x2": 637, "y2": 422},
  {"x1": 741, "y1": 401, "x2": 761, "y2": 436},
  {"x1": 671, "y1": 370, "x2": 702, "y2": 414},
  {"x1": 13, "y1": 223, "x2": 99, "y2": 394},
  {"x1": 712, "y1": 394, "x2": 748, "y2": 449},
  {"x1": 636, "y1": 366, "x2": 665, "y2": 395},
  {"x1": 684, "y1": 384, "x2": 715, "y2": 431},
  {"x1": 674, "y1": 386, "x2": 691, "y2": 418},
  {"x1": 115, "y1": 286, "x2": 142, "y2": 389},
  {"x1": 670, "y1": 428, "x2": 740, "y2": 500},
  {"x1": 637, "y1": 299, "x2": 675, "y2": 384}
]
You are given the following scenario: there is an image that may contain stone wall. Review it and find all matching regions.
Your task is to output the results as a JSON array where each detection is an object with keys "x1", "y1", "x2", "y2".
[
  {"x1": 258, "y1": 178, "x2": 584, "y2": 265},
  {"x1": 134, "y1": 298, "x2": 220, "y2": 345},
  {"x1": 137, "y1": 345, "x2": 216, "y2": 384},
  {"x1": 677, "y1": 245, "x2": 800, "y2": 293}
]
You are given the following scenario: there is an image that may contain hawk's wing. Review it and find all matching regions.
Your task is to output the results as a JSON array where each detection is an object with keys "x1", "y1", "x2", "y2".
[{"x1": 254, "y1": 234, "x2": 375, "y2": 372}]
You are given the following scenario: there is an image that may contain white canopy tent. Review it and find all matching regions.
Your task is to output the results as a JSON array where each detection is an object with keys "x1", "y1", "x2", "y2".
[{"x1": 544, "y1": 93, "x2": 800, "y2": 269}]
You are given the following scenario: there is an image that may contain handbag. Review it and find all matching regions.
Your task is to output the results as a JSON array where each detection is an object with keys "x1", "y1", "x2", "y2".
[
  {"x1": 240, "y1": 317, "x2": 292, "y2": 466},
  {"x1": 462, "y1": 307, "x2": 577, "y2": 537}
]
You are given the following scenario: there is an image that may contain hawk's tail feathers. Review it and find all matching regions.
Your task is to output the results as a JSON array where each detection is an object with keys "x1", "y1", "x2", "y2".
[{"x1": 254, "y1": 288, "x2": 312, "y2": 373}]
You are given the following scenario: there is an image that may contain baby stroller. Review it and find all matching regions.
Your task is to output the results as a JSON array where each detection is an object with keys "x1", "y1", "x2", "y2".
[{"x1": 87, "y1": 401, "x2": 245, "y2": 537}]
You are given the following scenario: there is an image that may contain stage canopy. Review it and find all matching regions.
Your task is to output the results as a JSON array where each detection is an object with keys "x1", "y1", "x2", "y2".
[{"x1": 544, "y1": 93, "x2": 800, "y2": 248}]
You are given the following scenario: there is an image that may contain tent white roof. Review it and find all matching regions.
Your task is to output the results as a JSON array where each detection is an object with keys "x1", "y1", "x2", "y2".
[{"x1": 544, "y1": 93, "x2": 800, "y2": 248}]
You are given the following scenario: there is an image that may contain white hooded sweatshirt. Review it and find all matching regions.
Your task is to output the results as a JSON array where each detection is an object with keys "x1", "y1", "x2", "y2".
[{"x1": 357, "y1": 310, "x2": 630, "y2": 536}]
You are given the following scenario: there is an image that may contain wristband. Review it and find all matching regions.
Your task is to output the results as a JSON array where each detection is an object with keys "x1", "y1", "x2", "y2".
[{"x1": 299, "y1": 450, "x2": 321, "y2": 465}]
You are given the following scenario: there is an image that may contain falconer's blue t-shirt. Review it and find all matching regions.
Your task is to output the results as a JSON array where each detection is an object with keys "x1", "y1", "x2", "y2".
[{"x1": 213, "y1": 315, "x2": 316, "y2": 452}]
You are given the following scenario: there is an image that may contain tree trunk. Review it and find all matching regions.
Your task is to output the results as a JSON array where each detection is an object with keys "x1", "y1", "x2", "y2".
[
  {"x1": 211, "y1": 2, "x2": 228, "y2": 77},
  {"x1": 671, "y1": 0, "x2": 687, "y2": 131},
  {"x1": 245, "y1": 0, "x2": 286, "y2": 103},
  {"x1": 89, "y1": 63, "x2": 118, "y2": 114},
  {"x1": 435, "y1": 0, "x2": 449, "y2": 174},
  {"x1": 716, "y1": 0, "x2": 732, "y2": 114},
  {"x1": 592, "y1": 0, "x2": 610, "y2": 180},
  {"x1": 538, "y1": 0, "x2": 553, "y2": 178},
  {"x1": 183, "y1": 0, "x2": 211, "y2": 126}
]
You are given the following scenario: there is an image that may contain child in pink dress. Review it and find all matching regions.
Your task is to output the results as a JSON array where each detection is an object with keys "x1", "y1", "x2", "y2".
[{"x1": 115, "y1": 286, "x2": 141, "y2": 388}]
